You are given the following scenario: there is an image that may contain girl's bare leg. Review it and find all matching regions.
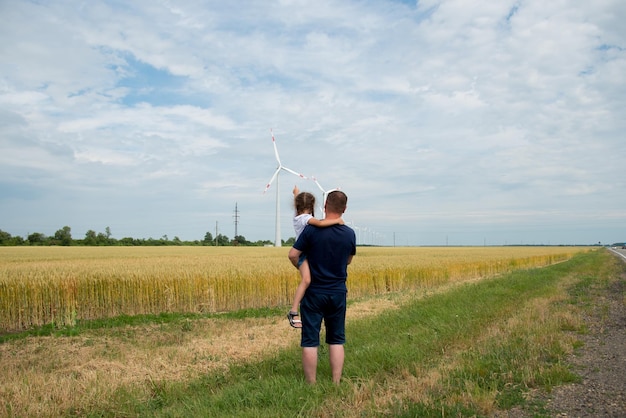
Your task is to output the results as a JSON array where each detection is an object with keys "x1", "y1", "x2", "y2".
[{"x1": 290, "y1": 260, "x2": 311, "y2": 314}]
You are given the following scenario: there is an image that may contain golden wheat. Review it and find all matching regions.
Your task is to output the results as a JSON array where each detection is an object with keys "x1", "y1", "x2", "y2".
[{"x1": 0, "y1": 246, "x2": 588, "y2": 332}]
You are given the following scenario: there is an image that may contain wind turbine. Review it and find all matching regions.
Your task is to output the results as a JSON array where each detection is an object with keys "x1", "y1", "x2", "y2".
[
  {"x1": 311, "y1": 176, "x2": 339, "y2": 218},
  {"x1": 263, "y1": 130, "x2": 306, "y2": 247}
]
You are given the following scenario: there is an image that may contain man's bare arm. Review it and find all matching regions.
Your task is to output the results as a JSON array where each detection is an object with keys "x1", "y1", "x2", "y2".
[
  {"x1": 288, "y1": 247, "x2": 302, "y2": 268},
  {"x1": 308, "y1": 217, "x2": 344, "y2": 227}
]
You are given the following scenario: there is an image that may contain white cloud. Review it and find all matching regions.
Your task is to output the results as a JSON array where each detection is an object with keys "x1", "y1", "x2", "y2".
[{"x1": 0, "y1": 0, "x2": 624, "y2": 245}]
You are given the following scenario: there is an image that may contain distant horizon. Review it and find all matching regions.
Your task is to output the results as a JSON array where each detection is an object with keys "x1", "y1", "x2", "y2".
[{"x1": 1, "y1": 225, "x2": 622, "y2": 248}]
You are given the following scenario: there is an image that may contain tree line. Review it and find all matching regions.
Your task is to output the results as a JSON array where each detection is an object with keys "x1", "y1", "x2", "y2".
[{"x1": 0, "y1": 227, "x2": 289, "y2": 247}]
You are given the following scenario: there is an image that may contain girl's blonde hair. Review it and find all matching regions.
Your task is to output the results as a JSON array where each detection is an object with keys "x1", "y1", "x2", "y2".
[{"x1": 294, "y1": 192, "x2": 316, "y2": 217}]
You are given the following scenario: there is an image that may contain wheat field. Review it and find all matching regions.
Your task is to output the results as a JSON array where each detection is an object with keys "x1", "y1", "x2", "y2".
[{"x1": 0, "y1": 246, "x2": 588, "y2": 332}]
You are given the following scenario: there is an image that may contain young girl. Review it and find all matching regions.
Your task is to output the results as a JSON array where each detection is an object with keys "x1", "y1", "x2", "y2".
[{"x1": 287, "y1": 186, "x2": 344, "y2": 328}]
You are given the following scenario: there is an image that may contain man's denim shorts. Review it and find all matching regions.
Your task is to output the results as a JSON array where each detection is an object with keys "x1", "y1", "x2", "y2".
[{"x1": 300, "y1": 291, "x2": 347, "y2": 347}]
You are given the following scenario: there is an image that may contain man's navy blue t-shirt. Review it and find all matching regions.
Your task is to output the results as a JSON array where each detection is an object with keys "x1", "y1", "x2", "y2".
[{"x1": 293, "y1": 224, "x2": 356, "y2": 294}]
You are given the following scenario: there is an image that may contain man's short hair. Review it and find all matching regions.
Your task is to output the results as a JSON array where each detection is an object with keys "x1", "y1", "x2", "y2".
[{"x1": 326, "y1": 191, "x2": 347, "y2": 214}]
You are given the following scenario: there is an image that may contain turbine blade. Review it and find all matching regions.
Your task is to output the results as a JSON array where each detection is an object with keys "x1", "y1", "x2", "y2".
[
  {"x1": 282, "y1": 166, "x2": 307, "y2": 179},
  {"x1": 271, "y1": 129, "x2": 282, "y2": 166},
  {"x1": 323, "y1": 187, "x2": 340, "y2": 203},
  {"x1": 311, "y1": 176, "x2": 325, "y2": 193},
  {"x1": 263, "y1": 167, "x2": 281, "y2": 193}
]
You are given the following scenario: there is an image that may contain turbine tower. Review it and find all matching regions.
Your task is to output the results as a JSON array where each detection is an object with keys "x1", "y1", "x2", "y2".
[{"x1": 263, "y1": 130, "x2": 306, "y2": 247}]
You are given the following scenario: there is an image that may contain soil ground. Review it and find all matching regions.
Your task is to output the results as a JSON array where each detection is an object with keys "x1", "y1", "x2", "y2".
[
  {"x1": 543, "y1": 249, "x2": 626, "y2": 417},
  {"x1": 508, "y1": 248, "x2": 626, "y2": 417}
]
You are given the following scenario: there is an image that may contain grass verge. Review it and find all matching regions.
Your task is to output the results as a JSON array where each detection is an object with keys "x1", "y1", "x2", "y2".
[{"x1": 73, "y1": 249, "x2": 623, "y2": 417}]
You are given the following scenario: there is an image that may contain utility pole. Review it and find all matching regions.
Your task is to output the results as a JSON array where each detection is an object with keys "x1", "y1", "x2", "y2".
[
  {"x1": 233, "y1": 202, "x2": 240, "y2": 238},
  {"x1": 215, "y1": 221, "x2": 218, "y2": 246}
]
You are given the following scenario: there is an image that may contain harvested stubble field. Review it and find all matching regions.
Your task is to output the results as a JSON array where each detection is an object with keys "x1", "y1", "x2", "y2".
[{"x1": 0, "y1": 245, "x2": 593, "y2": 416}]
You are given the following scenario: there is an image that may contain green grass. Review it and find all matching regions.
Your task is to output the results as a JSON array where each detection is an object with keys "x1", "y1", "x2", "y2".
[
  {"x1": 71, "y1": 249, "x2": 624, "y2": 416},
  {"x1": 0, "y1": 306, "x2": 286, "y2": 344}
]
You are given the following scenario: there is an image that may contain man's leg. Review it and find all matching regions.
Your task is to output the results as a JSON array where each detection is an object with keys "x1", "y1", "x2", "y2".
[
  {"x1": 302, "y1": 346, "x2": 318, "y2": 384},
  {"x1": 329, "y1": 344, "x2": 344, "y2": 384}
]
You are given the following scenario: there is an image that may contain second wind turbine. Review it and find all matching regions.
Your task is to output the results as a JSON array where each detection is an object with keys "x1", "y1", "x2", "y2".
[{"x1": 263, "y1": 130, "x2": 306, "y2": 247}]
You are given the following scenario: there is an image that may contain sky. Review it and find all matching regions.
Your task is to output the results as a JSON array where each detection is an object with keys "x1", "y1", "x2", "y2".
[{"x1": 1, "y1": 0, "x2": 625, "y2": 247}]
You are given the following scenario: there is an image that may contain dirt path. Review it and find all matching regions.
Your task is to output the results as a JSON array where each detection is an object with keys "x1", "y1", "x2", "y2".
[{"x1": 542, "y1": 249, "x2": 626, "y2": 417}]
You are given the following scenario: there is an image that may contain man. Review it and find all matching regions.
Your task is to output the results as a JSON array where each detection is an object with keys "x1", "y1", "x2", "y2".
[{"x1": 288, "y1": 190, "x2": 356, "y2": 384}]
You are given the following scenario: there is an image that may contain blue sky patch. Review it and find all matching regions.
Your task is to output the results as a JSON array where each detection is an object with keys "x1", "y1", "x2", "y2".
[{"x1": 116, "y1": 53, "x2": 189, "y2": 106}]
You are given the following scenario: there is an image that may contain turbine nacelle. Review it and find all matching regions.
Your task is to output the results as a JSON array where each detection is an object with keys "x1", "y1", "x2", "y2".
[
  {"x1": 262, "y1": 130, "x2": 340, "y2": 246},
  {"x1": 311, "y1": 176, "x2": 340, "y2": 217},
  {"x1": 262, "y1": 130, "x2": 307, "y2": 247},
  {"x1": 263, "y1": 130, "x2": 307, "y2": 194}
]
